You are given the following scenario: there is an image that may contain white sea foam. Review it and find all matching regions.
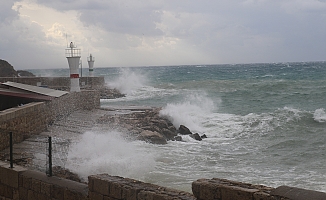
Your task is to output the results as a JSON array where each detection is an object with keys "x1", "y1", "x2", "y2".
[
  {"x1": 203, "y1": 106, "x2": 305, "y2": 139},
  {"x1": 313, "y1": 108, "x2": 326, "y2": 123},
  {"x1": 65, "y1": 130, "x2": 156, "y2": 181}
]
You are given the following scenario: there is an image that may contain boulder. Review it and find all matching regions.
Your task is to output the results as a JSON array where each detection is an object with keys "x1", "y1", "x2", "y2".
[
  {"x1": 173, "y1": 136, "x2": 183, "y2": 141},
  {"x1": 179, "y1": 125, "x2": 192, "y2": 135},
  {"x1": 201, "y1": 134, "x2": 207, "y2": 139},
  {"x1": 138, "y1": 130, "x2": 167, "y2": 144},
  {"x1": 97, "y1": 108, "x2": 180, "y2": 144},
  {"x1": 161, "y1": 128, "x2": 178, "y2": 140},
  {"x1": 190, "y1": 133, "x2": 202, "y2": 141}
]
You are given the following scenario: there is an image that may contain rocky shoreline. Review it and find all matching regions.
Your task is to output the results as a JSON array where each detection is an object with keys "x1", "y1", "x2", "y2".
[{"x1": 98, "y1": 106, "x2": 207, "y2": 144}]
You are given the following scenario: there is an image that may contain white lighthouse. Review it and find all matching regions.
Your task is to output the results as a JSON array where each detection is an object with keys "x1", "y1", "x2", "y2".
[
  {"x1": 87, "y1": 53, "x2": 95, "y2": 77},
  {"x1": 65, "y1": 42, "x2": 81, "y2": 92}
]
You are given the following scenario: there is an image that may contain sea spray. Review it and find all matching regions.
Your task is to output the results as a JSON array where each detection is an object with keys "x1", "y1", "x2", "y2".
[
  {"x1": 159, "y1": 93, "x2": 217, "y2": 133},
  {"x1": 107, "y1": 68, "x2": 149, "y2": 95},
  {"x1": 65, "y1": 130, "x2": 156, "y2": 181}
]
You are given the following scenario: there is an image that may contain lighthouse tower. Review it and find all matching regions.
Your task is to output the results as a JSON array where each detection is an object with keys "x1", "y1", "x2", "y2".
[
  {"x1": 87, "y1": 53, "x2": 95, "y2": 77},
  {"x1": 65, "y1": 42, "x2": 81, "y2": 92}
]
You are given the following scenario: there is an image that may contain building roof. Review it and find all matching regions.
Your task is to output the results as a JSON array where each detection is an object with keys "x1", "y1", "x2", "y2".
[
  {"x1": 1, "y1": 81, "x2": 68, "y2": 97},
  {"x1": 0, "y1": 81, "x2": 68, "y2": 100}
]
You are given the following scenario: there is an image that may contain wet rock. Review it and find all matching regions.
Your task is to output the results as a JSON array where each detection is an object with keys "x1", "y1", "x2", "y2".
[
  {"x1": 138, "y1": 130, "x2": 167, "y2": 144},
  {"x1": 174, "y1": 136, "x2": 183, "y2": 141},
  {"x1": 99, "y1": 87, "x2": 125, "y2": 99},
  {"x1": 190, "y1": 133, "x2": 202, "y2": 141},
  {"x1": 179, "y1": 125, "x2": 192, "y2": 135},
  {"x1": 161, "y1": 128, "x2": 177, "y2": 140},
  {"x1": 95, "y1": 108, "x2": 211, "y2": 144},
  {"x1": 97, "y1": 107, "x2": 178, "y2": 145},
  {"x1": 201, "y1": 134, "x2": 207, "y2": 139}
]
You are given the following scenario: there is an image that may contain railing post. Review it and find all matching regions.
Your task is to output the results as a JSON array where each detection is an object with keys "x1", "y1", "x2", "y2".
[
  {"x1": 9, "y1": 132, "x2": 13, "y2": 168},
  {"x1": 48, "y1": 136, "x2": 52, "y2": 176}
]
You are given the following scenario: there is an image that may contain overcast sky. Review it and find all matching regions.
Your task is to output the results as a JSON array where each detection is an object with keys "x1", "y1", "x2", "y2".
[{"x1": 1, "y1": 0, "x2": 326, "y2": 69}]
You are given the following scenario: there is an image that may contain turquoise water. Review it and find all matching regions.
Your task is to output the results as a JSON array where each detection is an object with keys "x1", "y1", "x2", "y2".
[{"x1": 29, "y1": 62, "x2": 326, "y2": 192}]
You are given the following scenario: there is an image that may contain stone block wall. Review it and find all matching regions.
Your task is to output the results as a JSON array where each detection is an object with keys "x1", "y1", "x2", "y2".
[
  {"x1": 0, "y1": 102, "x2": 47, "y2": 150},
  {"x1": 192, "y1": 178, "x2": 326, "y2": 200},
  {"x1": 0, "y1": 161, "x2": 26, "y2": 199},
  {"x1": 0, "y1": 160, "x2": 88, "y2": 200},
  {"x1": 88, "y1": 174, "x2": 196, "y2": 200},
  {"x1": 19, "y1": 169, "x2": 88, "y2": 200},
  {"x1": 192, "y1": 178, "x2": 275, "y2": 200},
  {"x1": 0, "y1": 90, "x2": 100, "y2": 151}
]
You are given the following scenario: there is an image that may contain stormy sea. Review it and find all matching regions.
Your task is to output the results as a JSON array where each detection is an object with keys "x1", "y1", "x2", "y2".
[{"x1": 29, "y1": 61, "x2": 326, "y2": 193}]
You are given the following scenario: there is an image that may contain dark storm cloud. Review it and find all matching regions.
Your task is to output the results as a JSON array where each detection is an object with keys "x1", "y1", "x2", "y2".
[{"x1": 1, "y1": 0, "x2": 326, "y2": 69}]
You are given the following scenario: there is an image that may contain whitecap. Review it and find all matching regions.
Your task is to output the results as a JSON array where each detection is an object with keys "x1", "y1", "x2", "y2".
[{"x1": 313, "y1": 108, "x2": 326, "y2": 123}]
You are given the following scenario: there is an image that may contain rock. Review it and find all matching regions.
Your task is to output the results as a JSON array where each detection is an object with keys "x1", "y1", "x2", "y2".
[
  {"x1": 190, "y1": 133, "x2": 202, "y2": 141},
  {"x1": 138, "y1": 130, "x2": 167, "y2": 144},
  {"x1": 96, "y1": 108, "x2": 179, "y2": 144},
  {"x1": 179, "y1": 125, "x2": 192, "y2": 135},
  {"x1": 201, "y1": 134, "x2": 207, "y2": 139},
  {"x1": 161, "y1": 128, "x2": 178, "y2": 140},
  {"x1": 0, "y1": 59, "x2": 18, "y2": 77},
  {"x1": 174, "y1": 136, "x2": 183, "y2": 141},
  {"x1": 99, "y1": 87, "x2": 125, "y2": 99},
  {"x1": 0, "y1": 59, "x2": 35, "y2": 77}
]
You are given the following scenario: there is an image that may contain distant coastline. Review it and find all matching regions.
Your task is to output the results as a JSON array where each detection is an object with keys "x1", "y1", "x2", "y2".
[{"x1": 0, "y1": 59, "x2": 35, "y2": 77}]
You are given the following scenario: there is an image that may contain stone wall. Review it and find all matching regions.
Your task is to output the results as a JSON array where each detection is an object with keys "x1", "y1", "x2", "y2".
[
  {"x1": 0, "y1": 160, "x2": 88, "y2": 200},
  {"x1": 1, "y1": 160, "x2": 326, "y2": 200},
  {"x1": 0, "y1": 77, "x2": 105, "y2": 90},
  {"x1": 192, "y1": 178, "x2": 275, "y2": 200},
  {"x1": 192, "y1": 178, "x2": 326, "y2": 200},
  {"x1": 0, "y1": 90, "x2": 100, "y2": 151},
  {"x1": 88, "y1": 174, "x2": 195, "y2": 200}
]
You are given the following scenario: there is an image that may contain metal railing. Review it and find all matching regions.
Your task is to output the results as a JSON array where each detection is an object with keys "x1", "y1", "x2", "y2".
[
  {"x1": 65, "y1": 48, "x2": 81, "y2": 57},
  {"x1": 3, "y1": 132, "x2": 70, "y2": 177}
]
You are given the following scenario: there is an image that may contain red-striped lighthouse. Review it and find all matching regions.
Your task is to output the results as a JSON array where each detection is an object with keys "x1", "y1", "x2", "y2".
[{"x1": 65, "y1": 42, "x2": 81, "y2": 92}]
